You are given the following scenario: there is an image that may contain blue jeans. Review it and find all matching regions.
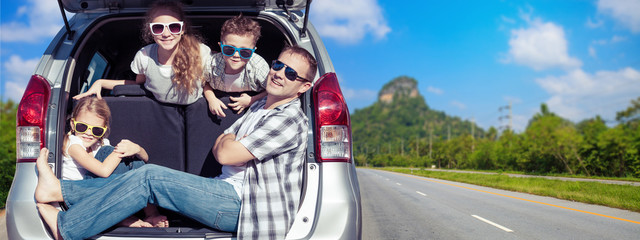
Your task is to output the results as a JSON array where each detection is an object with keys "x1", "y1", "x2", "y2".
[
  {"x1": 83, "y1": 145, "x2": 146, "y2": 179},
  {"x1": 58, "y1": 164, "x2": 241, "y2": 240}
]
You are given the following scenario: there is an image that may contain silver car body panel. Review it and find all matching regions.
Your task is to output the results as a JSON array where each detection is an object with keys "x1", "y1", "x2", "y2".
[{"x1": 8, "y1": 4, "x2": 361, "y2": 240}]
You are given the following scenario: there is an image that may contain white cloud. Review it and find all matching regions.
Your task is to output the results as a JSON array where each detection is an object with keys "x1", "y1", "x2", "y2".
[
  {"x1": 611, "y1": 35, "x2": 627, "y2": 43},
  {"x1": 450, "y1": 101, "x2": 467, "y2": 110},
  {"x1": 589, "y1": 35, "x2": 626, "y2": 58},
  {"x1": 3, "y1": 55, "x2": 39, "y2": 101},
  {"x1": 0, "y1": 0, "x2": 67, "y2": 43},
  {"x1": 586, "y1": 17, "x2": 604, "y2": 29},
  {"x1": 503, "y1": 96, "x2": 522, "y2": 104},
  {"x1": 5, "y1": 81, "x2": 28, "y2": 102},
  {"x1": 509, "y1": 114, "x2": 529, "y2": 133},
  {"x1": 589, "y1": 46, "x2": 597, "y2": 58},
  {"x1": 426, "y1": 86, "x2": 443, "y2": 95},
  {"x1": 341, "y1": 87, "x2": 377, "y2": 111},
  {"x1": 310, "y1": 0, "x2": 391, "y2": 44},
  {"x1": 598, "y1": 0, "x2": 640, "y2": 33},
  {"x1": 535, "y1": 67, "x2": 640, "y2": 122},
  {"x1": 342, "y1": 87, "x2": 377, "y2": 101},
  {"x1": 501, "y1": 15, "x2": 516, "y2": 24},
  {"x1": 503, "y1": 17, "x2": 582, "y2": 71}
]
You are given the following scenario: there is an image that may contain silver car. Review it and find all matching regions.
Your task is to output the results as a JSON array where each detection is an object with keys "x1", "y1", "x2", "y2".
[{"x1": 7, "y1": 0, "x2": 361, "y2": 239}]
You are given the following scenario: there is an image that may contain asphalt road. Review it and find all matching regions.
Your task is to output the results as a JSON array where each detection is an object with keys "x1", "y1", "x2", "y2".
[
  {"x1": 359, "y1": 168, "x2": 640, "y2": 240},
  {"x1": 1, "y1": 209, "x2": 7, "y2": 240}
]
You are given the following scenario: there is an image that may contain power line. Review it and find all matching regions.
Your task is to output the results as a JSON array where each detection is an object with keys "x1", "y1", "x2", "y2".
[{"x1": 498, "y1": 101, "x2": 512, "y2": 131}]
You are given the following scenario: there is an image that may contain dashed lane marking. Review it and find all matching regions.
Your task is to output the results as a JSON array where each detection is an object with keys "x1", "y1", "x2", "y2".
[
  {"x1": 472, "y1": 215, "x2": 514, "y2": 232},
  {"x1": 386, "y1": 171, "x2": 640, "y2": 225}
]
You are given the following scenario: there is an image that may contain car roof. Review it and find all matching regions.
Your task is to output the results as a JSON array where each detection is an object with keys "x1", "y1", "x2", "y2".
[{"x1": 60, "y1": 0, "x2": 309, "y2": 13}]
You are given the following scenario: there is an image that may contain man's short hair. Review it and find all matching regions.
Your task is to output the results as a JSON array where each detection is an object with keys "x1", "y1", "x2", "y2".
[
  {"x1": 220, "y1": 14, "x2": 262, "y2": 45},
  {"x1": 281, "y1": 46, "x2": 318, "y2": 82}
]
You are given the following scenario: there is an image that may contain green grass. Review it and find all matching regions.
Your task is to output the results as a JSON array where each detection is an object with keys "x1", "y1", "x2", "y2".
[{"x1": 378, "y1": 167, "x2": 640, "y2": 213}]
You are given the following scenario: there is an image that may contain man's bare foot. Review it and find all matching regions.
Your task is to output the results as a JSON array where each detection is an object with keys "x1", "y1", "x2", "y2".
[
  {"x1": 35, "y1": 148, "x2": 63, "y2": 203},
  {"x1": 119, "y1": 216, "x2": 153, "y2": 227},
  {"x1": 37, "y1": 203, "x2": 63, "y2": 240},
  {"x1": 145, "y1": 214, "x2": 169, "y2": 227}
]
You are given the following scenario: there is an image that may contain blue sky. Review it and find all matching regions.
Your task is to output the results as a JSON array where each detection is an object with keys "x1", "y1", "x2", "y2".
[{"x1": 2, "y1": 0, "x2": 640, "y2": 132}]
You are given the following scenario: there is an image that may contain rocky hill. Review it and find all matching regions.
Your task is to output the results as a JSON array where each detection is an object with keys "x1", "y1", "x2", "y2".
[{"x1": 350, "y1": 76, "x2": 484, "y2": 154}]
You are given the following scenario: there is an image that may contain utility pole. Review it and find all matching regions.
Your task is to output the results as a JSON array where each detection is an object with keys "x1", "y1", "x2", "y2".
[
  {"x1": 509, "y1": 101, "x2": 513, "y2": 130},
  {"x1": 499, "y1": 101, "x2": 513, "y2": 131},
  {"x1": 429, "y1": 123, "x2": 433, "y2": 159},
  {"x1": 416, "y1": 134, "x2": 419, "y2": 157},
  {"x1": 471, "y1": 117, "x2": 475, "y2": 152}
]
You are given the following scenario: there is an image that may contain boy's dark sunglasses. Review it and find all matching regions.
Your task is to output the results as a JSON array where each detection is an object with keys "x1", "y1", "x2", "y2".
[
  {"x1": 271, "y1": 60, "x2": 310, "y2": 82},
  {"x1": 221, "y1": 44, "x2": 255, "y2": 59},
  {"x1": 72, "y1": 119, "x2": 107, "y2": 138},
  {"x1": 149, "y1": 21, "x2": 183, "y2": 35}
]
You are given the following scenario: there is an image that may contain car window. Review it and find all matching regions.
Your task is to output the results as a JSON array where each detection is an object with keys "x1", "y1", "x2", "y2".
[{"x1": 83, "y1": 52, "x2": 108, "y2": 92}]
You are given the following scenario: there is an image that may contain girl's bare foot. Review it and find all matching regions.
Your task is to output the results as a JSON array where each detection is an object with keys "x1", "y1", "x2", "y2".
[
  {"x1": 37, "y1": 203, "x2": 63, "y2": 240},
  {"x1": 145, "y1": 214, "x2": 169, "y2": 227},
  {"x1": 35, "y1": 148, "x2": 63, "y2": 203},
  {"x1": 119, "y1": 216, "x2": 153, "y2": 227}
]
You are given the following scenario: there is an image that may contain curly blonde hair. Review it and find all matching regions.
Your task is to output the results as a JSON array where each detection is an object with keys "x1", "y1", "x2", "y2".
[{"x1": 143, "y1": 0, "x2": 204, "y2": 95}]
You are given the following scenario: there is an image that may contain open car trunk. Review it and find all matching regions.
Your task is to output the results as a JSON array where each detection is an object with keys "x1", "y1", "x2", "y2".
[
  {"x1": 65, "y1": 13, "x2": 298, "y2": 239},
  {"x1": 60, "y1": 0, "x2": 309, "y2": 13}
]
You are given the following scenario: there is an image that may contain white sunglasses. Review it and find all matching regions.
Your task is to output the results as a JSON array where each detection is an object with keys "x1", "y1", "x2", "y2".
[{"x1": 149, "y1": 21, "x2": 184, "y2": 35}]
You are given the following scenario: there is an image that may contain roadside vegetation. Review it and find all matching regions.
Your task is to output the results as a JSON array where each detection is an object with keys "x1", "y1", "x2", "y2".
[
  {"x1": 352, "y1": 76, "x2": 639, "y2": 212},
  {"x1": 352, "y1": 77, "x2": 640, "y2": 179},
  {"x1": 380, "y1": 167, "x2": 640, "y2": 212},
  {"x1": 1, "y1": 100, "x2": 17, "y2": 209}
]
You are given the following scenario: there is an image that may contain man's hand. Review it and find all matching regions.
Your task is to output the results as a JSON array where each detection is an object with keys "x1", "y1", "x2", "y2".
[{"x1": 213, "y1": 133, "x2": 255, "y2": 166}]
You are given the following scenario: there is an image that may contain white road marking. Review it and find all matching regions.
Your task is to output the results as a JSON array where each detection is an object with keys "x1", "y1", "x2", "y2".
[
  {"x1": 416, "y1": 191, "x2": 427, "y2": 196},
  {"x1": 472, "y1": 215, "x2": 514, "y2": 232},
  {"x1": 396, "y1": 183, "x2": 402, "y2": 186}
]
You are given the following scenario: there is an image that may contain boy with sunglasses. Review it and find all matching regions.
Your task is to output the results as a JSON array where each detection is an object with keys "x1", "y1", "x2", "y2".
[
  {"x1": 203, "y1": 14, "x2": 270, "y2": 117},
  {"x1": 35, "y1": 45, "x2": 316, "y2": 240}
]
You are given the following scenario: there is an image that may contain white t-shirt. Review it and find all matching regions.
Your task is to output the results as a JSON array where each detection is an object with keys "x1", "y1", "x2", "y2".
[
  {"x1": 214, "y1": 107, "x2": 270, "y2": 197},
  {"x1": 130, "y1": 43, "x2": 211, "y2": 105},
  {"x1": 62, "y1": 135, "x2": 110, "y2": 180},
  {"x1": 223, "y1": 72, "x2": 245, "y2": 92}
]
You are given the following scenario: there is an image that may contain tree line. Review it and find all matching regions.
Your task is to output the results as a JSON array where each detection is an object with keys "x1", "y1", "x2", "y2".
[
  {"x1": 1, "y1": 100, "x2": 17, "y2": 208},
  {"x1": 352, "y1": 96, "x2": 640, "y2": 178}
]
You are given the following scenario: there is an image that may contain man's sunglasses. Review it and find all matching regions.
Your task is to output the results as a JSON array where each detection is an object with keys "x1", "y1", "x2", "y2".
[
  {"x1": 271, "y1": 60, "x2": 310, "y2": 82},
  {"x1": 149, "y1": 21, "x2": 184, "y2": 35},
  {"x1": 71, "y1": 119, "x2": 107, "y2": 138},
  {"x1": 220, "y1": 44, "x2": 255, "y2": 59}
]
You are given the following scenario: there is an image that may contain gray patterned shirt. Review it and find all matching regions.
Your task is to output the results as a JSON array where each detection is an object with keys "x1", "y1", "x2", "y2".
[
  {"x1": 205, "y1": 52, "x2": 269, "y2": 92},
  {"x1": 223, "y1": 97, "x2": 308, "y2": 239}
]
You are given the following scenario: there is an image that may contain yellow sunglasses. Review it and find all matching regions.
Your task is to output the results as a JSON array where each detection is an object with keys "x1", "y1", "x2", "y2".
[{"x1": 71, "y1": 119, "x2": 107, "y2": 138}]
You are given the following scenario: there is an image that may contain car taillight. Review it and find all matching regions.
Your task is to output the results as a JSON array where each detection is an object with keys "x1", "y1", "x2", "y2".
[
  {"x1": 313, "y1": 73, "x2": 351, "y2": 162},
  {"x1": 16, "y1": 75, "x2": 51, "y2": 162}
]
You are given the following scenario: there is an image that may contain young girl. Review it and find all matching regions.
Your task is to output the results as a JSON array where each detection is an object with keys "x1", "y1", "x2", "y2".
[
  {"x1": 63, "y1": 96, "x2": 168, "y2": 228},
  {"x1": 74, "y1": 0, "x2": 210, "y2": 105}
]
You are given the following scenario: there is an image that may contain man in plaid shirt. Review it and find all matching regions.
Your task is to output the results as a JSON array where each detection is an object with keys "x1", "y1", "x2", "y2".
[
  {"x1": 213, "y1": 45, "x2": 317, "y2": 239},
  {"x1": 34, "y1": 45, "x2": 317, "y2": 240}
]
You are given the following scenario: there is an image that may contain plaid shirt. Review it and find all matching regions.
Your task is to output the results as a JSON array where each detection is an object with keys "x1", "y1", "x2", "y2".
[
  {"x1": 205, "y1": 52, "x2": 269, "y2": 92},
  {"x1": 224, "y1": 97, "x2": 308, "y2": 239}
]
